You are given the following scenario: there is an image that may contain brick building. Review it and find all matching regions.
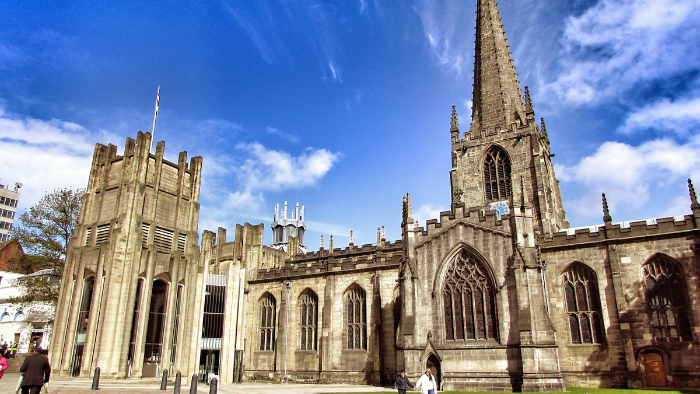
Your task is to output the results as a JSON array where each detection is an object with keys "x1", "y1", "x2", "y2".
[{"x1": 50, "y1": 0, "x2": 700, "y2": 390}]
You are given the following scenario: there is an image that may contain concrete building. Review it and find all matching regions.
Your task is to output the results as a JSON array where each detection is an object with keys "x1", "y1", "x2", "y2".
[
  {"x1": 0, "y1": 182, "x2": 21, "y2": 242},
  {"x1": 51, "y1": 0, "x2": 700, "y2": 390}
]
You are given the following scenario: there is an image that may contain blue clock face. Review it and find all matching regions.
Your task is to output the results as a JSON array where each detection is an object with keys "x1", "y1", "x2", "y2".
[{"x1": 489, "y1": 201, "x2": 510, "y2": 216}]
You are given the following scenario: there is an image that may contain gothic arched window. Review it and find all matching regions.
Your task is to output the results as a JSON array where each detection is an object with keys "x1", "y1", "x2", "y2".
[
  {"x1": 259, "y1": 293, "x2": 276, "y2": 351},
  {"x1": 643, "y1": 256, "x2": 692, "y2": 342},
  {"x1": 346, "y1": 285, "x2": 367, "y2": 350},
  {"x1": 443, "y1": 250, "x2": 497, "y2": 341},
  {"x1": 483, "y1": 147, "x2": 512, "y2": 201},
  {"x1": 562, "y1": 264, "x2": 604, "y2": 344},
  {"x1": 299, "y1": 289, "x2": 318, "y2": 351}
]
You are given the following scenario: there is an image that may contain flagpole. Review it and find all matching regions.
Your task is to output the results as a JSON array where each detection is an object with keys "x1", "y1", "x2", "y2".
[{"x1": 150, "y1": 85, "x2": 160, "y2": 153}]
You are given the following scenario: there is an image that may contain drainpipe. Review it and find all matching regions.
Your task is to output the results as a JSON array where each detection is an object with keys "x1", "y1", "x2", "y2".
[{"x1": 284, "y1": 281, "x2": 291, "y2": 381}]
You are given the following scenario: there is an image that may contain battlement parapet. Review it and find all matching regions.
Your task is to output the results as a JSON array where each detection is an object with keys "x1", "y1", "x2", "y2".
[
  {"x1": 414, "y1": 203, "x2": 509, "y2": 239},
  {"x1": 541, "y1": 214, "x2": 698, "y2": 249}
]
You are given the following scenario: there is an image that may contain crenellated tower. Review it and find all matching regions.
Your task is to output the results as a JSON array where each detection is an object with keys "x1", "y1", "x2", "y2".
[
  {"x1": 449, "y1": 0, "x2": 568, "y2": 236},
  {"x1": 270, "y1": 201, "x2": 306, "y2": 254}
]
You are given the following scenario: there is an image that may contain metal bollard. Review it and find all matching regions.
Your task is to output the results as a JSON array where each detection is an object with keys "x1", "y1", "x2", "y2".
[
  {"x1": 160, "y1": 368, "x2": 169, "y2": 390},
  {"x1": 189, "y1": 374, "x2": 198, "y2": 394},
  {"x1": 208, "y1": 378, "x2": 218, "y2": 394},
  {"x1": 91, "y1": 367, "x2": 100, "y2": 390},
  {"x1": 174, "y1": 371, "x2": 181, "y2": 394}
]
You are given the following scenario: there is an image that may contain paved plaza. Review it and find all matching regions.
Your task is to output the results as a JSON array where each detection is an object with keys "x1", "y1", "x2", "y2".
[{"x1": 0, "y1": 373, "x2": 396, "y2": 394}]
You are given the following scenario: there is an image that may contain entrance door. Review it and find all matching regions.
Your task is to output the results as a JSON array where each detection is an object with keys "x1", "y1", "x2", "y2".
[
  {"x1": 426, "y1": 355, "x2": 441, "y2": 390},
  {"x1": 644, "y1": 352, "x2": 667, "y2": 387}
]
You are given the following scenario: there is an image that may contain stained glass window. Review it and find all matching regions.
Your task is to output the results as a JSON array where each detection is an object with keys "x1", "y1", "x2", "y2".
[
  {"x1": 346, "y1": 285, "x2": 367, "y2": 350},
  {"x1": 442, "y1": 249, "x2": 498, "y2": 341},
  {"x1": 643, "y1": 257, "x2": 692, "y2": 342},
  {"x1": 562, "y1": 264, "x2": 604, "y2": 344}
]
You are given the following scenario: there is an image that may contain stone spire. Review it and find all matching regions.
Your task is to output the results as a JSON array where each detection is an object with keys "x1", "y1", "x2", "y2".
[
  {"x1": 329, "y1": 234, "x2": 334, "y2": 251},
  {"x1": 525, "y1": 86, "x2": 533, "y2": 114},
  {"x1": 689, "y1": 179, "x2": 700, "y2": 213},
  {"x1": 402, "y1": 193, "x2": 414, "y2": 226},
  {"x1": 349, "y1": 230, "x2": 354, "y2": 246},
  {"x1": 602, "y1": 193, "x2": 612, "y2": 225},
  {"x1": 320, "y1": 235, "x2": 324, "y2": 250},
  {"x1": 540, "y1": 118, "x2": 548, "y2": 136},
  {"x1": 377, "y1": 227, "x2": 381, "y2": 245},
  {"x1": 450, "y1": 105, "x2": 459, "y2": 132},
  {"x1": 469, "y1": 0, "x2": 525, "y2": 135}
]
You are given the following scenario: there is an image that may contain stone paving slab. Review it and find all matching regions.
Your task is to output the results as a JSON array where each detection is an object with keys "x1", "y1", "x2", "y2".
[{"x1": 0, "y1": 373, "x2": 396, "y2": 394}]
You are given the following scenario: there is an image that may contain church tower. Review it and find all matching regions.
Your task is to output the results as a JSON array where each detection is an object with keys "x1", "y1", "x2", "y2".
[{"x1": 449, "y1": 0, "x2": 568, "y2": 236}]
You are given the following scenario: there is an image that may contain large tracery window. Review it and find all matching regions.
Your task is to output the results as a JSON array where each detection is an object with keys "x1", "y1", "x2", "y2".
[
  {"x1": 484, "y1": 147, "x2": 512, "y2": 201},
  {"x1": 299, "y1": 289, "x2": 318, "y2": 351},
  {"x1": 259, "y1": 293, "x2": 276, "y2": 351},
  {"x1": 563, "y1": 264, "x2": 604, "y2": 344},
  {"x1": 346, "y1": 285, "x2": 367, "y2": 350},
  {"x1": 443, "y1": 249, "x2": 498, "y2": 341},
  {"x1": 643, "y1": 257, "x2": 692, "y2": 342}
]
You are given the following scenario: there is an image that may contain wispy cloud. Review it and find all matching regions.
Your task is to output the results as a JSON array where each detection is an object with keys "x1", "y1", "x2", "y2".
[
  {"x1": 413, "y1": 203, "x2": 449, "y2": 227},
  {"x1": 543, "y1": 0, "x2": 700, "y2": 105},
  {"x1": 619, "y1": 95, "x2": 700, "y2": 136},
  {"x1": 266, "y1": 126, "x2": 298, "y2": 143},
  {"x1": 414, "y1": 0, "x2": 472, "y2": 74}
]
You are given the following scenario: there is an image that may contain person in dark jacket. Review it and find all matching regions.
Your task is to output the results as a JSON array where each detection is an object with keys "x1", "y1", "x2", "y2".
[
  {"x1": 396, "y1": 371, "x2": 414, "y2": 394},
  {"x1": 19, "y1": 347, "x2": 51, "y2": 394}
]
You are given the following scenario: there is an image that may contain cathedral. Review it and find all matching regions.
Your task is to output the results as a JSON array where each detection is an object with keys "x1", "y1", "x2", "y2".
[{"x1": 48, "y1": 0, "x2": 700, "y2": 391}]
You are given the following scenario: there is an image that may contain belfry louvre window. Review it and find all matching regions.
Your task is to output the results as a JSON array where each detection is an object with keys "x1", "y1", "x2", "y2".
[
  {"x1": 483, "y1": 147, "x2": 512, "y2": 201},
  {"x1": 443, "y1": 249, "x2": 497, "y2": 341},
  {"x1": 644, "y1": 257, "x2": 692, "y2": 342},
  {"x1": 85, "y1": 228, "x2": 92, "y2": 246},
  {"x1": 177, "y1": 233, "x2": 186, "y2": 253},
  {"x1": 259, "y1": 294, "x2": 276, "y2": 351},
  {"x1": 153, "y1": 227, "x2": 174, "y2": 251},
  {"x1": 95, "y1": 224, "x2": 110, "y2": 245},
  {"x1": 142, "y1": 223, "x2": 150, "y2": 245},
  {"x1": 346, "y1": 285, "x2": 367, "y2": 350},
  {"x1": 563, "y1": 264, "x2": 604, "y2": 344},
  {"x1": 299, "y1": 289, "x2": 318, "y2": 351}
]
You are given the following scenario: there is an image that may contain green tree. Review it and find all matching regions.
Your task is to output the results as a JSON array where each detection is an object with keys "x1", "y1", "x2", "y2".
[{"x1": 11, "y1": 187, "x2": 84, "y2": 308}]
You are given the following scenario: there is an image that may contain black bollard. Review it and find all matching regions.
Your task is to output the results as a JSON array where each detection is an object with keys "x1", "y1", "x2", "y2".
[
  {"x1": 91, "y1": 367, "x2": 100, "y2": 390},
  {"x1": 208, "y1": 378, "x2": 218, "y2": 394},
  {"x1": 160, "y1": 368, "x2": 169, "y2": 390},
  {"x1": 189, "y1": 374, "x2": 198, "y2": 394},
  {"x1": 174, "y1": 371, "x2": 181, "y2": 394}
]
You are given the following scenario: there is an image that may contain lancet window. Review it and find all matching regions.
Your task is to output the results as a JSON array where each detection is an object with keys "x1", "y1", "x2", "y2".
[
  {"x1": 562, "y1": 264, "x2": 604, "y2": 344},
  {"x1": 299, "y1": 289, "x2": 318, "y2": 351},
  {"x1": 346, "y1": 285, "x2": 367, "y2": 350},
  {"x1": 259, "y1": 293, "x2": 276, "y2": 351},
  {"x1": 483, "y1": 147, "x2": 512, "y2": 201},
  {"x1": 442, "y1": 249, "x2": 497, "y2": 341},
  {"x1": 643, "y1": 257, "x2": 692, "y2": 342}
]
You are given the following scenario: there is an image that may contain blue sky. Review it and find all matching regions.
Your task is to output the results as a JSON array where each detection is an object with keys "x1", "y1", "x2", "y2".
[{"x1": 1, "y1": 0, "x2": 699, "y2": 248}]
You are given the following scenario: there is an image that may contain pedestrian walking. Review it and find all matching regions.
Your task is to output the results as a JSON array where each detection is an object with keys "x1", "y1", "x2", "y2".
[
  {"x1": 395, "y1": 371, "x2": 414, "y2": 394},
  {"x1": 0, "y1": 348, "x2": 8, "y2": 379},
  {"x1": 19, "y1": 347, "x2": 50, "y2": 394},
  {"x1": 416, "y1": 368, "x2": 438, "y2": 394}
]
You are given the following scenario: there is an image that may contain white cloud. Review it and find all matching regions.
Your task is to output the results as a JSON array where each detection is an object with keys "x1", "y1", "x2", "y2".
[
  {"x1": 619, "y1": 96, "x2": 700, "y2": 135},
  {"x1": 0, "y1": 106, "x2": 119, "y2": 210},
  {"x1": 220, "y1": 142, "x2": 341, "y2": 211},
  {"x1": 556, "y1": 136, "x2": 700, "y2": 218},
  {"x1": 544, "y1": 0, "x2": 700, "y2": 105},
  {"x1": 413, "y1": 203, "x2": 448, "y2": 227}
]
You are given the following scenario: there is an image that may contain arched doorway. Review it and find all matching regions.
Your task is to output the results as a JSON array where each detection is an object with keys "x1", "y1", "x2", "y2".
[
  {"x1": 426, "y1": 355, "x2": 441, "y2": 390},
  {"x1": 643, "y1": 352, "x2": 667, "y2": 387}
]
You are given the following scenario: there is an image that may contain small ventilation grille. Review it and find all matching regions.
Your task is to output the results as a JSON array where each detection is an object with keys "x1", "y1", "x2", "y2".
[
  {"x1": 177, "y1": 233, "x2": 186, "y2": 253},
  {"x1": 142, "y1": 223, "x2": 150, "y2": 245},
  {"x1": 85, "y1": 228, "x2": 92, "y2": 246},
  {"x1": 95, "y1": 224, "x2": 110, "y2": 245},
  {"x1": 154, "y1": 227, "x2": 174, "y2": 251}
]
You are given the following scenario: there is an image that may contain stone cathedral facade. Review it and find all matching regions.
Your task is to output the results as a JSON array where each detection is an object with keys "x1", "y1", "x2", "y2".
[{"x1": 50, "y1": 0, "x2": 700, "y2": 391}]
